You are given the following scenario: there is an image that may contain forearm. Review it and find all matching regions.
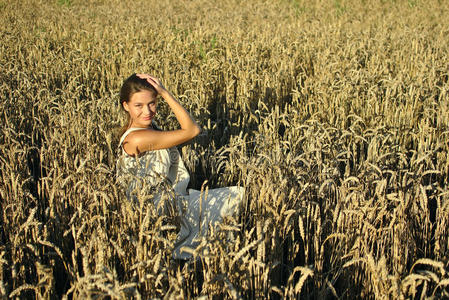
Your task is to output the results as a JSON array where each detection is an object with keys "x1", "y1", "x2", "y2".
[{"x1": 160, "y1": 90, "x2": 201, "y2": 135}]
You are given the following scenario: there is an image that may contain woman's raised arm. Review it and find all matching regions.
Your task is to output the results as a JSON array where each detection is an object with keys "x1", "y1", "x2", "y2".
[{"x1": 122, "y1": 74, "x2": 201, "y2": 155}]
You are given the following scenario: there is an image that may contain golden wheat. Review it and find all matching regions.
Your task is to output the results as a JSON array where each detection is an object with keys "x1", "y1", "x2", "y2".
[{"x1": 1, "y1": 0, "x2": 449, "y2": 298}]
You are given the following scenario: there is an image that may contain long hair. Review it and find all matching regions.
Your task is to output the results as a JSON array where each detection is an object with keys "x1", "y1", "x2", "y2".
[{"x1": 118, "y1": 73, "x2": 157, "y2": 137}]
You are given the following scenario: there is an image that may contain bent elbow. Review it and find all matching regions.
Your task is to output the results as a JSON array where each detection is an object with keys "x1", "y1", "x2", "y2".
[
  {"x1": 193, "y1": 124, "x2": 201, "y2": 137},
  {"x1": 183, "y1": 124, "x2": 201, "y2": 141}
]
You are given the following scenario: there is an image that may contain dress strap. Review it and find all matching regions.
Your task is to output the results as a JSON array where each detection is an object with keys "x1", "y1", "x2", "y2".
[{"x1": 119, "y1": 127, "x2": 147, "y2": 146}]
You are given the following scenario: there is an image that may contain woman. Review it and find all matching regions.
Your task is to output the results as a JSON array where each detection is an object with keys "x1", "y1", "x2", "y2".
[{"x1": 116, "y1": 73, "x2": 244, "y2": 259}]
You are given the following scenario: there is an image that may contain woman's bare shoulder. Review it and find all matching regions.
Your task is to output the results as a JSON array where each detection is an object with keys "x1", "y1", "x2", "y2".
[{"x1": 122, "y1": 128, "x2": 156, "y2": 155}]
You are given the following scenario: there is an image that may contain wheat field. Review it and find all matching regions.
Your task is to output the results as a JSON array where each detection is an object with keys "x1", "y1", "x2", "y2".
[{"x1": 1, "y1": 0, "x2": 449, "y2": 298}]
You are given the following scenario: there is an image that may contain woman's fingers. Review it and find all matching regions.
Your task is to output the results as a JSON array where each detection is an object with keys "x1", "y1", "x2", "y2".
[
  {"x1": 137, "y1": 74, "x2": 158, "y2": 84},
  {"x1": 136, "y1": 73, "x2": 150, "y2": 79},
  {"x1": 136, "y1": 73, "x2": 155, "y2": 82},
  {"x1": 137, "y1": 73, "x2": 156, "y2": 79},
  {"x1": 147, "y1": 75, "x2": 162, "y2": 86},
  {"x1": 136, "y1": 73, "x2": 166, "y2": 93}
]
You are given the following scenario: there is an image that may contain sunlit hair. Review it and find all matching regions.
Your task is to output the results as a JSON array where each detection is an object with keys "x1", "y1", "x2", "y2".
[{"x1": 119, "y1": 73, "x2": 157, "y2": 136}]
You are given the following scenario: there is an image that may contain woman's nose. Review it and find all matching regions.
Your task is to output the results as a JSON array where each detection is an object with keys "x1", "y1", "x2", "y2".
[{"x1": 143, "y1": 105, "x2": 150, "y2": 115}]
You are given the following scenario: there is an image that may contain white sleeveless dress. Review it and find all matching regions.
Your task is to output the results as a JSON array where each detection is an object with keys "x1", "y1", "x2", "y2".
[{"x1": 116, "y1": 127, "x2": 244, "y2": 260}]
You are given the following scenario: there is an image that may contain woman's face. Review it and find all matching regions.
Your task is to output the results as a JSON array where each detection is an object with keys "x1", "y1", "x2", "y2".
[{"x1": 123, "y1": 90, "x2": 158, "y2": 128}]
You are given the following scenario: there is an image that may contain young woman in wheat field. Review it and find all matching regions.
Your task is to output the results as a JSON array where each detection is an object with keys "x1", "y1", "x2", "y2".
[{"x1": 116, "y1": 73, "x2": 244, "y2": 259}]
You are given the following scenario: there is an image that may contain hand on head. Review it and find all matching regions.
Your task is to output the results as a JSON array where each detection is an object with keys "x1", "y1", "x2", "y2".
[{"x1": 136, "y1": 74, "x2": 166, "y2": 95}]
